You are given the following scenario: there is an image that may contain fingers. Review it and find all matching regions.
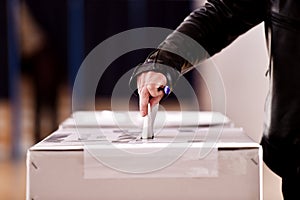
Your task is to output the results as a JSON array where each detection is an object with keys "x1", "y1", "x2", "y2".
[
  {"x1": 147, "y1": 84, "x2": 165, "y2": 107},
  {"x1": 138, "y1": 87, "x2": 149, "y2": 117},
  {"x1": 138, "y1": 85, "x2": 164, "y2": 117},
  {"x1": 149, "y1": 95, "x2": 164, "y2": 108},
  {"x1": 137, "y1": 71, "x2": 167, "y2": 116},
  {"x1": 147, "y1": 84, "x2": 164, "y2": 98}
]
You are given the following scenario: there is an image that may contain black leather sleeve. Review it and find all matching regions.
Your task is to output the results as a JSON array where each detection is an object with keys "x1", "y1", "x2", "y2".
[{"x1": 129, "y1": 0, "x2": 266, "y2": 92}]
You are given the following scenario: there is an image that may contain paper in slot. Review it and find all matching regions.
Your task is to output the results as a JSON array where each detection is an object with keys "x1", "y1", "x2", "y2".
[{"x1": 141, "y1": 103, "x2": 159, "y2": 139}]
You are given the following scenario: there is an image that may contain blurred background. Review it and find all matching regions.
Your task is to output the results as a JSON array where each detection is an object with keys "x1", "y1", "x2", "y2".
[{"x1": 0, "y1": 0, "x2": 282, "y2": 199}]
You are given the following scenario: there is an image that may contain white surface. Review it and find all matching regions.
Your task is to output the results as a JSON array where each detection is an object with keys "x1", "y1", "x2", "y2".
[
  {"x1": 27, "y1": 113, "x2": 262, "y2": 200},
  {"x1": 31, "y1": 126, "x2": 256, "y2": 151},
  {"x1": 27, "y1": 148, "x2": 261, "y2": 200},
  {"x1": 59, "y1": 110, "x2": 231, "y2": 129}
]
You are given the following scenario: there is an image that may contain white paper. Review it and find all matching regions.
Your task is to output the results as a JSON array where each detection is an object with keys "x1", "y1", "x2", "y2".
[{"x1": 141, "y1": 103, "x2": 159, "y2": 139}]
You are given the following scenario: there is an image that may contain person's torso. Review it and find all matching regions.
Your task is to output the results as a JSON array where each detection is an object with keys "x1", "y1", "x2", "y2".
[{"x1": 264, "y1": 0, "x2": 300, "y2": 145}]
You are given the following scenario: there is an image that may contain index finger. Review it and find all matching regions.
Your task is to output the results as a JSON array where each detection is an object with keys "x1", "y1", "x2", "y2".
[{"x1": 138, "y1": 86, "x2": 150, "y2": 117}]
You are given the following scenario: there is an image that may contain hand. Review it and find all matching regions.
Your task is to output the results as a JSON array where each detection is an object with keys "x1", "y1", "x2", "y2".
[{"x1": 137, "y1": 71, "x2": 167, "y2": 116}]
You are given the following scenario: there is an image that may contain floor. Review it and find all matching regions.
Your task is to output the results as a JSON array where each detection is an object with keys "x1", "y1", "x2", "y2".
[
  {"x1": 0, "y1": 99, "x2": 27, "y2": 200},
  {"x1": 0, "y1": 159, "x2": 26, "y2": 200}
]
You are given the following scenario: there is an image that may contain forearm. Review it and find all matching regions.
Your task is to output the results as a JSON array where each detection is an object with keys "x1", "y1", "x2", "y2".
[
  {"x1": 173, "y1": 0, "x2": 266, "y2": 57},
  {"x1": 130, "y1": 0, "x2": 266, "y2": 90}
]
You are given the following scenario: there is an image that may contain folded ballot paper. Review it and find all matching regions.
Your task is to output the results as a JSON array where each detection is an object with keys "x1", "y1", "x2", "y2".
[{"x1": 27, "y1": 111, "x2": 262, "y2": 200}]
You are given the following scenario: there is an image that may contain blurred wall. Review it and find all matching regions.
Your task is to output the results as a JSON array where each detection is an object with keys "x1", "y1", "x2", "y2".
[{"x1": 196, "y1": 23, "x2": 283, "y2": 200}]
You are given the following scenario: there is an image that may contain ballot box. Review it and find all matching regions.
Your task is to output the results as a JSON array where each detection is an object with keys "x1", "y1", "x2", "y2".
[{"x1": 26, "y1": 111, "x2": 262, "y2": 200}]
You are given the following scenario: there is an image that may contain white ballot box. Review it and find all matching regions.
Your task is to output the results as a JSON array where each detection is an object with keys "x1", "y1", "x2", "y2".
[{"x1": 26, "y1": 111, "x2": 262, "y2": 200}]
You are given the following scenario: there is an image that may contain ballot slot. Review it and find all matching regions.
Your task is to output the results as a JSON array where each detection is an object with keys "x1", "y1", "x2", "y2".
[
  {"x1": 34, "y1": 126, "x2": 224, "y2": 146},
  {"x1": 34, "y1": 125, "x2": 249, "y2": 148}
]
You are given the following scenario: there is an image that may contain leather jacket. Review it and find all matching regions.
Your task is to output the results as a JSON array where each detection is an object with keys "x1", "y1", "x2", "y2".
[{"x1": 130, "y1": 0, "x2": 300, "y2": 178}]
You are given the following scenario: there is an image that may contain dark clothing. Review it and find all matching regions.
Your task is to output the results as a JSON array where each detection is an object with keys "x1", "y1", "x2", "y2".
[
  {"x1": 130, "y1": 0, "x2": 300, "y2": 197},
  {"x1": 282, "y1": 175, "x2": 300, "y2": 200}
]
